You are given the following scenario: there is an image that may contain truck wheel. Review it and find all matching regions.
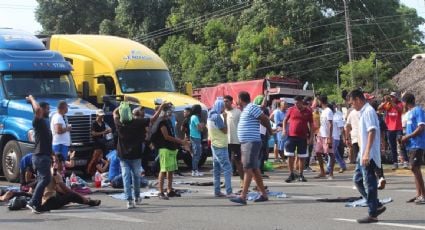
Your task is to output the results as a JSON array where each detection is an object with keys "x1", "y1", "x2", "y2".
[{"x1": 2, "y1": 140, "x2": 22, "y2": 182}]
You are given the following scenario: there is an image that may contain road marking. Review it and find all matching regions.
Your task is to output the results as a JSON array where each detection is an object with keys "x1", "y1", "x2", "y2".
[
  {"x1": 46, "y1": 208, "x2": 151, "y2": 223},
  {"x1": 334, "y1": 218, "x2": 425, "y2": 229}
]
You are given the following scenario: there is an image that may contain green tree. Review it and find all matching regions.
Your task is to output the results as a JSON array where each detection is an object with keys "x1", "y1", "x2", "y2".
[{"x1": 35, "y1": 0, "x2": 117, "y2": 34}]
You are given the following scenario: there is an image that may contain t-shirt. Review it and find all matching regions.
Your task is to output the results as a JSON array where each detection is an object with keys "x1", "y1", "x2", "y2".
[
  {"x1": 359, "y1": 103, "x2": 381, "y2": 167},
  {"x1": 345, "y1": 109, "x2": 360, "y2": 144},
  {"x1": 190, "y1": 115, "x2": 202, "y2": 139},
  {"x1": 182, "y1": 117, "x2": 190, "y2": 138},
  {"x1": 319, "y1": 107, "x2": 333, "y2": 138},
  {"x1": 286, "y1": 106, "x2": 313, "y2": 139},
  {"x1": 274, "y1": 109, "x2": 286, "y2": 127},
  {"x1": 107, "y1": 150, "x2": 121, "y2": 181},
  {"x1": 208, "y1": 112, "x2": 227, "y2": 148},
  {"x1": 405, "y1": 106, "x2": 425, "y2": 150},
  {"x1": 238, "y1": 103, "x2": 263, "y2": 143},
  {"x1": 92, "y1": 121, "x2": 106, "y2": 144},
  {"x1": 114, "y1": 117, "x2": 149, "y2": 159},
  {"x1": 33, "y1": 117, "x2": 52, "y2": 155},
  {"x1": 226, "y1": 108, "x2": 241, "y2": 144},
  {"x1": 50, "y1": 113, "x2": 71, "y2": 146},
  {"x1": 383, "y1": 102, "x2": 403, "y2": 131},
  {"x1": 332, "y1": 111, "x2": 345, "y2": 140},
  {"x1": 312, "y1": 110, "x2": 321, "y2": 134},
  {"x1": 20, "y1": 154, "x2": 33, "y2": 172},
  {"x1": 155, "y1": 119, "x2": 179, "y2": 150}
]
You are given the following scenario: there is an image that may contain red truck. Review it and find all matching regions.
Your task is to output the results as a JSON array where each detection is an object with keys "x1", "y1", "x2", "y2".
[{"x1": 192, "y1": 76, "x2": 314, "y2": 108}]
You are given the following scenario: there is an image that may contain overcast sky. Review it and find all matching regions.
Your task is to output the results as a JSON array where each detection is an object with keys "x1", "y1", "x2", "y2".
[{"x1": 0, "y1": 0, "x2": 424, "y2": 34}]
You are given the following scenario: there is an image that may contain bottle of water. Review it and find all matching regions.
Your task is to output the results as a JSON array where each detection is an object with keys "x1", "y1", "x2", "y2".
[
  {"x1": 70, "y1": 172, "x2": 77, "y2": 184},
  {"x1": 94, "y1": 171, "x2": 102, "y2": 188},
  {"x1": 65, "y1": 177, "x2": 71, "y2": 188}
]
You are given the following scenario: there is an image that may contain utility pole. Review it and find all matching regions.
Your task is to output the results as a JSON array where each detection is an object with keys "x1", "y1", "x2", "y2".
[{"x1": 343, "y1": 0, "x2": 354, "y2": 87}]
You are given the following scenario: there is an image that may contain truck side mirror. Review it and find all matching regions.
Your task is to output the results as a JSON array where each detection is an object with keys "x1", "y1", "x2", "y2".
[
  {"x1": 96, "y1": 84, "x2": 106, "y2": 104},
  {"x1": 185, "y1": 82, "x2": 193, "y2": 96},
  {"x1": 82, "y1": 81, "x2": 89, "y2": 100}
]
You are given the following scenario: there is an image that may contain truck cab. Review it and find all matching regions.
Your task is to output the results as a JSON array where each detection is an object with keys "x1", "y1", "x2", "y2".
[
  {"x1": 0, "y1": 29, "x2": 98, "y2": 181},
  {"x1": 47, "y1": 35, "x2": 209, "y2": 169}
]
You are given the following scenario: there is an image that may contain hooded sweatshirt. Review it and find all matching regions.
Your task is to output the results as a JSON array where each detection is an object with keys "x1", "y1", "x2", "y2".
[{"x1": 207, "y1": 99, "x2": 227, "y2": 148}]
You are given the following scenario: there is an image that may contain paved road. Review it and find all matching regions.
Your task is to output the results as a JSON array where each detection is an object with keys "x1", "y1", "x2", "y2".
[{"x1": 0, "y1": 164, "x2": 424, "y2": 230}]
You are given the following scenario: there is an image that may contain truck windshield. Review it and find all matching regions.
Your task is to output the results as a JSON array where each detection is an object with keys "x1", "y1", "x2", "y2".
[
  {"x1": 1, "y1": 72, "x2": 78, "y2": 99},
  {"x1": 116, "y1": 70, "x2": 176, "y2": 93}
]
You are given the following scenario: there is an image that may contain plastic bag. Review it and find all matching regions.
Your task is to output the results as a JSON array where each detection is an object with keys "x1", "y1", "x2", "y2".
[{"x1": 119, "y1": 101, "x2": 133, "y2": 124}]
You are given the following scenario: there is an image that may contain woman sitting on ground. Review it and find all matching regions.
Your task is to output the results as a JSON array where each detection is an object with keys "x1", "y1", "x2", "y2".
[
  {"x1": 87, "y1": 149, "x2": 109, "y2": 177},
  {"x1": 39, "y1": 157, "x2": 101, "y2": 212}
]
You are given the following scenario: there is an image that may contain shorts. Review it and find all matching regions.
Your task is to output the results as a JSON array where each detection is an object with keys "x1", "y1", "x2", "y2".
[
  {"x1": 284, "y1": 136, "x2": 308, "y2": 158},
  {"x1": 52, "y1": 144, "x2": 69, "y2": 161},
  {"x1": 408, "y1": 148, "x2": 424, "y2": 167},
  {"x1": 241, "y1": 141, "x2": 262, "y2": 169},
  {"x1": 315, "y1": 136, "x2": 333, "y2": 154},
  {"x1": 228, "y1": 144, "x2": 241, "y2": 161},
  {"x1": 159, "y1": 148, "x2": 178, "y2": 172}
]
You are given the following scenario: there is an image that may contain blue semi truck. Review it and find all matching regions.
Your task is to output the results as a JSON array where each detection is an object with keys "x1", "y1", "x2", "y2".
[{"x1": 0, "y1": 28, "x2": 98, "y2": 182}]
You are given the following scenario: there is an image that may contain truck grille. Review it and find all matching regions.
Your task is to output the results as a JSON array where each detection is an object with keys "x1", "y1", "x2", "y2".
[{"x1": 67, "y1": 114, "x2": 95, "y2": 145}]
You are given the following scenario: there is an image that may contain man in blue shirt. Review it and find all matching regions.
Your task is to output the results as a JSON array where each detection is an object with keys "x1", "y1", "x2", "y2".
[
  {"x1": 401, "y1": 93, "x2": 425, "y2": 205},
  {"x1": 230, "y1": 91, "x2": 273, "y2": 205},
  {"x1": 348, "y1": 89, "x2": 386, "y2": 224}
]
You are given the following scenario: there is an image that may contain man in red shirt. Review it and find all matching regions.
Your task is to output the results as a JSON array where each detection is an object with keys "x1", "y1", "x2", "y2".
[
  {"x1": 282, "y1": 96, "x2": 314, "y2": 182},
  {"x1": 378, "y1": 92, "x2": 403, "y2": 170}
]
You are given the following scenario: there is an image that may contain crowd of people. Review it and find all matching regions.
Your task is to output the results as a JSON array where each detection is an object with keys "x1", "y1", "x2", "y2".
[{"x1": 1, "y1": 89, "x2": 424, "y2": 225}]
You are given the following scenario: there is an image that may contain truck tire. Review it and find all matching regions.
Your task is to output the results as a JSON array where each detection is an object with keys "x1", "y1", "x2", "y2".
[{"x1": 2, "y1": 140, "x2": 22, "y2": 182}]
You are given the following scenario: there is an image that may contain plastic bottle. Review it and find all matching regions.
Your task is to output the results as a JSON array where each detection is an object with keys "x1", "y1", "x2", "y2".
[
  {"x1": 65, "y1": 177, "x2": 71, "y2": 188},
  {"x1": 94, "y1": 171, "x2": 102, "y2": 188}
]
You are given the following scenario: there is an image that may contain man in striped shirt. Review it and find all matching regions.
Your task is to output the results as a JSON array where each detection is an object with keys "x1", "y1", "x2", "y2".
[{"x1": 230, "y1": 91, "x2": 273, "y2": 205}]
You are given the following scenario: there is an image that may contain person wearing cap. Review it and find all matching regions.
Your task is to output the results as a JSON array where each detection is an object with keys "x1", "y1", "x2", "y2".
[
  {"x1": 91, "y1": 109, "x2": 113, "y2": 155},
  {"x1": 378, "y1": 92, "x2": 405, "y2": 170},
  {"x1": 50, "y1": 100, "x2": 72, "y2": 161}
]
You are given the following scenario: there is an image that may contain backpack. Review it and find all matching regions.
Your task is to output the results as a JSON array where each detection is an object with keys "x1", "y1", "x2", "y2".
[
  {"x1": 119, "y1": 101, "x2": 133, "y2": 124},
  {"x1": 8, "y1": 196, "x2": 28, "y2": 211}
]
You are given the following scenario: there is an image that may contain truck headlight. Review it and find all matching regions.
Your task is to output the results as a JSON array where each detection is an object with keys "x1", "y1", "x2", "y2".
[{"x1": 27, "y1": 129, "x2": 35, "y2": 143}]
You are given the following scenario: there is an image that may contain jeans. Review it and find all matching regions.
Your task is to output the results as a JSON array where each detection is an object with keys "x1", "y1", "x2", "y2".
[
  {"x1": 333, "y1": 139, "x2": 346, "y2": 170},
  {"x1": 119, "y1": 158, "x2": 141, "y2": 201},
  {"x1": 30, "y1": 154, "x2": 52, "y2": 208},
  {"x1": 260, "y1": 134, "x2": 269, "y2": 174},
  {"x1": 353, "y1": 156, "x2": 379, "y2": 217},
  {"x1": 40, "y1": 192, "x2": 85, "y2": 211},
  {"x1": 191, "y1": 137, "x2": 202, "y2": 171},
  {"x1": 305, "y1": 144, "x2": 314, "y2": 168},
  {"x1": 387, "y1": 130, "x2": 402, "y2": 164},
  {"x1": 212, "y1": 146, "x2": 233, "y2": 195}
]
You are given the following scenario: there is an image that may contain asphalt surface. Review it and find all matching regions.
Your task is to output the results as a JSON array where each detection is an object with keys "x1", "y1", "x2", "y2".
[{"x1": 0, "y1": 162, "x2": 424, "y2": 230}]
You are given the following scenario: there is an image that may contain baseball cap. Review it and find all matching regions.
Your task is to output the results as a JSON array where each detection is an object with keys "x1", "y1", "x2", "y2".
[
  {"x1": 96, "y1": 109, "x2": 105, "y2": 116},
  {"x1": 363, "y1": 93, "x2": 375, "y2": 100},
  {"x1": 390, "y1": 92, "x2": 398, "y2": 97}
]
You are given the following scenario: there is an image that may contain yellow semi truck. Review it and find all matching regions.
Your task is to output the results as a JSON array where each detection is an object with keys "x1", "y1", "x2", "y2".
[{"x1": 43, "y1": 35, "x2": 209, "y2": 169}]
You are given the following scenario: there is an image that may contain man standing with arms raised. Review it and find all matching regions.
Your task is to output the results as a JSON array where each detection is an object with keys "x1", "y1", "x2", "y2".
[
  {"x1": 26, "y1": 95, "x2": 53, "y2": 214},
  {"x1": 230, "y1": 91, "x2": 273, "y2": 205}
]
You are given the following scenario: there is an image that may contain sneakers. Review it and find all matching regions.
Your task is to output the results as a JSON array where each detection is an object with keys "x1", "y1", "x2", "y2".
[
  {"x1": 229, "y1": 196, "x2": 247, "y2": 205},
  {"x1": 298, "y1": 174, "x2": 307, "y2": 182},
  {"x1": 339, "y1": 168, "x2": 346, "y2": 173},
  {"x1": 285, "y1": 173, "x2": 296, "y2": 183},
  {"x1": 357, "y1": 216, "x2": 378, "y2": 224},
  {"x1": 392, "y1": 163, "x2": 398, "y2": 170},
  {"x1": 167, "y1": 190, "x2": 181, "y2": 198},
  {"x1": 304, "y1": 166, "x2": 315, "y2": 172},
  {"x1": 262, "y1": 174, "x2": 270, "y2": 179},
  {"x1": 253, "y1": 195, "x2": 269, "y2": 202},
  {"x1": 327, "y1": 176, "x2": 334, "y2": 180},
  {"x1": 414, "y1": 196, "x2": 425, "y2": 205},
  {"x1": 403, "y1": 161, "x2": 409, "y2": 169},
  {"x1": 87, "y1": 199, "x2": 101, "y2": 206},
  {"x1": 135, "y1": 198, "x2": 142, "y2": 205},
  {"x1": 26, "y1": 204, "x2": 42, "y2": 214},
  {"x1": 214, "y1": 192, "x2": 226, "y2": 198},
  {"x1": 158, "y1": 192, "x2": 169, "y2": 200},
  {"x1": 192, "y1": 170, "x2": 204, "y2": 177},
  {"x1": 126, "y1": 200, "x2": 135, "y2": 209},
  {"x1": 378, "y1": 177, "x2": 386, "y2": 190}
]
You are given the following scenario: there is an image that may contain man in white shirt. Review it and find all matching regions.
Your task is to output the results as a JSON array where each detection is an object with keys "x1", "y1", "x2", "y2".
[
  {"x1": 224, "y1": 95, "x2": 243, "y2": 184},
  {"x1": 51, "y1": 101, "x2": 72, "y2": 161},
  {"x1": 314, "y1": 95, "x2": 334, "y2": 179},
  {"x1": 348, "y1": 89, "x2": 386, "y2": 224}
]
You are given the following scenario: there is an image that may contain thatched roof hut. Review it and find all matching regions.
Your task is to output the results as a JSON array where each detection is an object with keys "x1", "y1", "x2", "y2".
[{"x1": 392, "y1": 56, "x2": 425, "y2": 106}]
